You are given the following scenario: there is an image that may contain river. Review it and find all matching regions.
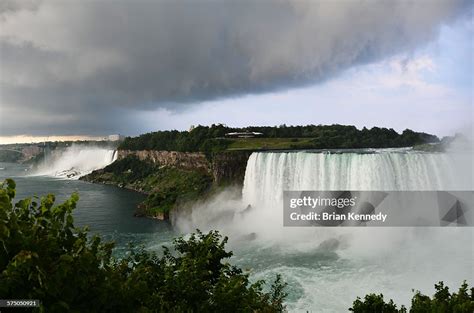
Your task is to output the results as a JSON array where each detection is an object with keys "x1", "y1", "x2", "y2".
[
  {"x1": 1, "y1": 149, "x2": 472, "y2": 312},
  {"x1": 0, "y1": 162, "x2": 176, "y2": 254}
]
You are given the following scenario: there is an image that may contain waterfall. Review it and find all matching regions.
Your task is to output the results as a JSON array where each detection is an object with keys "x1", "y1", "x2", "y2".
[
  {"x1": 33, "y1": 146, "x2": 117, "y2": 179},
  {"x1": 178, "y1": 149, "x2": 472, "y2": 312},
  {"x1": 242, "y1": 151, "x2": 458, "y2": 208},
  {"x1": 177, "y1": 149, "x2": 470, "y2": 237}
]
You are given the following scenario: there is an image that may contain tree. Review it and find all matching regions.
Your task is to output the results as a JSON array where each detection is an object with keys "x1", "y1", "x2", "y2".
[
  {"x1": 349, "y1": 294, "x2": 406, "y2": 313},
  {"x1": 410, "y1": 281, "x2": 474, "y2": 313},
  {"x1": 0, "y1": 179, "x2": 287, "y2": 312},
  {"x1": 118, "y1": 124, "x2": 439, "y2": 151},
  {"x1": 350, "y1": 281, "x2": 473, "y2": 312}
]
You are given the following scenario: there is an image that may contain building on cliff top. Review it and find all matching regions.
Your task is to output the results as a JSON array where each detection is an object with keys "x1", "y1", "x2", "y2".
[{"x1": 225, "y1": 132, "x2": 263, "y2": 138}]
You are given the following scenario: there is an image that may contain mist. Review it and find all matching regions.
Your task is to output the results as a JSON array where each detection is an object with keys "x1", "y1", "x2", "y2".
[
  {"x1": 172, "y1": 148, "x2": 473, "y2": 310},
  {"x1": 32, "y1": 145, "x2": 117, "y2": 179}
]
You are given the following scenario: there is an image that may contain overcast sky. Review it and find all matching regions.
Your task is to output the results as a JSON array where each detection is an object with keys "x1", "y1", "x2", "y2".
[{"x1": 0, "y1": 0, "x2": 472, "y2": 142}]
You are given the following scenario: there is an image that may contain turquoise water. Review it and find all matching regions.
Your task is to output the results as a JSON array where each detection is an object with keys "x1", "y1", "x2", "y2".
[
  {"x1": 1, "y1": 160, "x2": 472, "y2": 312},
  {"x1": 0, "y1": 162, "x2": 176, "y2": 253}
]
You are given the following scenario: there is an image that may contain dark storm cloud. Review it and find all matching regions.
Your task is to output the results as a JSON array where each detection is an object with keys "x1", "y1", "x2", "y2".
[
  {"x1": 0, "y1": 0, "x2": 471, "y2": 135},
  {"x1": 0, "y1": 0, "x2": 40, "y2": 16}
]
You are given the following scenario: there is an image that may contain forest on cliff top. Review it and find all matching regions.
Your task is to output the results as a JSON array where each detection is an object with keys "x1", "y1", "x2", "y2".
[{"x1": 119, "y1": 124, "x2": 439, "y2": 153}]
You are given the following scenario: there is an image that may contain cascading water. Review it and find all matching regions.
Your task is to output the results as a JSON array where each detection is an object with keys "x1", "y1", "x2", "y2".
[
  {"x1": 180, "y1": 150, "x2": 466, "y2": 235},
  {"x1": 180, "y1": 149, "x2": 472, "y2": 311},
  {"x1": 33, "y1": 146, "x2": 117, "y2": 179},
  {"x1": 242, "y1": 151, "x2": 457, "y2": 209}
]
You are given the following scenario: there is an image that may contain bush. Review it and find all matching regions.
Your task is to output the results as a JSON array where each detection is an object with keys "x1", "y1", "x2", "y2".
[
  {"x1": 0, "y1": 179, "x2": 287, "y2": 312},
  {"x1": 141, "y1": 167, "x2": 213, "y2": 215},
  {"x1": 350, "y1": 281, "x2": 473, "y2": 312},
  {"x1": 350, "y1": 294, "x2": 405, "y2": 313},
  {"x1": 102, "y1": 155, "x2": 155, "y2": 181}
]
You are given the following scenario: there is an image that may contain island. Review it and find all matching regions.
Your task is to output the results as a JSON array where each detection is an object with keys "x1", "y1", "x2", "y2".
[{"x1": 79, "y1": 124, "x2": 442, "y2": 220}]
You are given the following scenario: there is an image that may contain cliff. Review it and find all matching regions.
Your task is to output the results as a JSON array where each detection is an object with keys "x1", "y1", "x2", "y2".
[
  {"x1": 117, "y1": 150, "x2": 210, "y2": 172},
  {"x1": 211, "y1": 151, "x2": 251, "y2": 185},
  {"x1": 0, "y1": 145, "x2": 44, "y2": 163},
  {"x1": 115, "y1": 150, "x2": 250, "y2": 185},
  {"x1": 81, "y1": 150, "x2": 251, "y2": 220}
]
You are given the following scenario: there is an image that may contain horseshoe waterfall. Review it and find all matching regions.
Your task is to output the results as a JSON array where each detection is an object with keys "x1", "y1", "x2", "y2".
[{"x1": 242, "y1": 151, "x2": 460, "y2": 208}]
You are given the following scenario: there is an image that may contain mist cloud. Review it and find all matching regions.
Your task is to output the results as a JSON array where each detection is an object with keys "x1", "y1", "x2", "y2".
[{"x1": 0, "y1": 0, "x2": 471, "y2": 135}]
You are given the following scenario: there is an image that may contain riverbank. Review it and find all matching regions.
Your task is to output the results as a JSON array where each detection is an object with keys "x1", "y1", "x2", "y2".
[{"x1": 80, "y1": 150, "x2": 251, "y2": 220}]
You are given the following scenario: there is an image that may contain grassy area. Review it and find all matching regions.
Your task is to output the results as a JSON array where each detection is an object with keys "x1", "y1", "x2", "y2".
[
  {"x1": 226, "y1": 137, "x2": 316, "y2": 150},
  {"x1": 412, "y1": 143, "x2": 445, "y2": 152},
  {"x1": 82, "y1": 156, "x2": 212, "y2": 217},
  {"x1": 141, "y1": 167, "x2": 212, "y2": 215}
]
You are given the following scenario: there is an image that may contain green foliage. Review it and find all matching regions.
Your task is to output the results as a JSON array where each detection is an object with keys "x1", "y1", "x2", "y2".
[
  {"x1": 141, "y1": 167, "x2": 212, "y2": 215},
  {"x1": 410, "y1": 281, "x2": 474, "y2": 313},
  {"x1": 118, "y1": 124, "x2": 439, "y2": 152},
  {"x1": 0, "y1": 180, "x2": 287, "y2": 312},
  {"x1": 227, "y1": 137, "x2": 316, "y2": 151},
  {"x1": 350, "y1": 281, "x2": 473, "y2": 312},
  {"x1": 84, "y1": 156, "x2": 213, "y2": 216},
  {"x1": 310, "y1": 126, "x2": 438, "y2": 149},
  {"x1": 350, "y1": 294, "x2": 406, "y2": 313},
  {"x1": 102, "y1": 155, "x2": 155, "y2": 182},
  {"x1": 412, "y1": 143, "x2": 445, "y2": 152},
  {"x1": 413, "y1": 133, "x2": 467, "y2": 153},
  {"x1": 119, "y1": 124, "x2": 233, "y2": 153},
  {"x1": 201, "y1": 138, "x2": 233, "y2": 152},
  {"x1": 0, "y1": 178, "x2": 116, "y2": 312},
  {"x1": 117, "y1": 230, "x2": 287, "y2": 312}
]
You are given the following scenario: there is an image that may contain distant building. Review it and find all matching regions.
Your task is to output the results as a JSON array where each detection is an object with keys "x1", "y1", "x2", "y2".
[
  {"x1": 108, "y1": 134, "x2": 125, "y2": 141},
  {"x1": 225, "y1": 132, "x2": 263, "y2": 138}
]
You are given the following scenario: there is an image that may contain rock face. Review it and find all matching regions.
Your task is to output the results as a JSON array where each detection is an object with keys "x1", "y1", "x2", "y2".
[
  {"x1": 0, "y1": 144, "x2": 44, "y2": 163},
  {"x1": 117, "y1": 150, "x2": 210, "y2": 171},
  {"x1": 82, "y1": 149, "x2": 252, "y2": 220},
  {"x1": 20, "y1": 146, "x2": 43, "y2": 162},
  {"x1": 116, "y1": 150, "x2": 251, "y2": 185},
  {"x1": 211, "y1": 151, "x2": 252, "y2": 185}
]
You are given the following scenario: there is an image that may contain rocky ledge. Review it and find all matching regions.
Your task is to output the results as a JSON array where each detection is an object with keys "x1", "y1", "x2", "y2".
[{"x1": 81, "y1": 150, "x2": 252, "y2": 220}]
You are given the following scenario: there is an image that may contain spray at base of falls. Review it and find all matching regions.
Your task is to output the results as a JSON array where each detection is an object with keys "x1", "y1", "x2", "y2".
[
  {"x1": 174, "y1": 150, "x2": 472, "y2": 311},
  {"x1": 178, "y1": 150, "x2": 465, "y2": 241},
  {"x1": 33, "y1": 146, "x2": 117, "y2": 179}
]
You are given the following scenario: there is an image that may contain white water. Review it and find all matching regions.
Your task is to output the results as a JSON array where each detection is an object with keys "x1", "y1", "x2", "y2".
[
  {"x1": 177, "y1": 150, "x2": 473, "y2": 311},
  {"x1": 33, "y1": 146, "x2": 117, "y2": 179},
  {"x1": 242, "y1": 151, "x2": 458, "y2": 208},
  {"x1": 240, "y1": 151, "x2": 472, "y2": 311},
  {"x1": 237, "y1": 151, "x2": 467, "y2": 242}
]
